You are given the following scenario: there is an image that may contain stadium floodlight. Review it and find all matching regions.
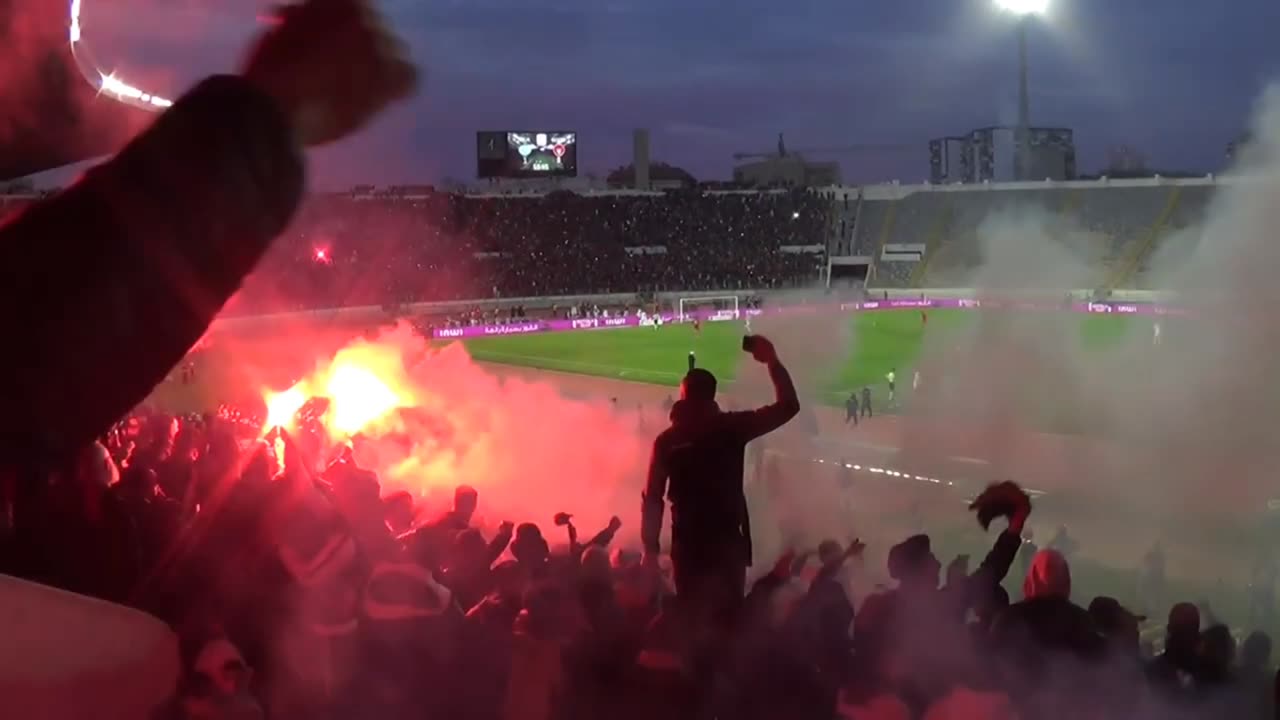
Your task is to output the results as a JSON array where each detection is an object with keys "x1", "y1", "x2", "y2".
[
  {"x1": 68, "y1": 0, "x2": 174, "y2": 110},
  {"x1": 993, "y1": 0, "x2": 1049, "y2": 15},
  {"x1": 992, "y1": 0, "x2": 1048, "y2": 179}
]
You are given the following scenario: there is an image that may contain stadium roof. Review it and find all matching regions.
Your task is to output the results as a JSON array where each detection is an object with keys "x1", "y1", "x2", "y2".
[{"x1": 0, "y1": 0, "x2": 148, "y2": 181}]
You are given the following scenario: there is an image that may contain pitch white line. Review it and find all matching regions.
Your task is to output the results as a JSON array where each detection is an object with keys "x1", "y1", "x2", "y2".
[{"x1": 949, "y1": 455, "x2": 992, "y2": 465}]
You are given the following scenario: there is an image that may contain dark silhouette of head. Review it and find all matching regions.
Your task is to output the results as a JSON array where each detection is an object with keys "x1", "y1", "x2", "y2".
[
  {"x1": 512, "y1": 523, "x2": 550, "y2": 565},
  {"x1": 680, "y1": 368, "x2": 717, "y2": 403},
  {"x1": 1166, "y1": 602, "x2": 1201, "y2": 658},
  {"x1": 1242, "y1": 631, "x2": 1272, "y2": 670},
  {"x1": 888, "y1": 534, "x2": 940, "y2": 588},
  {"x1": 453, "y1": 485, "x2": 478, "y2": 523},
  {"x1": 1200, "y1": 624, "x2": 1236, "y2": 678}
]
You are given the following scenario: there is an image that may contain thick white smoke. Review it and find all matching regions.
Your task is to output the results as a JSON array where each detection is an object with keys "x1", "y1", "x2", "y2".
[{"x1": 882, "y1": 89, "x2": 1280, "y2": 596}]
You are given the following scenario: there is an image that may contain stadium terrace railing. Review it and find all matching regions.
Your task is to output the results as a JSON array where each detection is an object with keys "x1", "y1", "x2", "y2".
[
  {"x1": 209, "y1": 289, "x2": 770, "y2": 333},
  {"x1": 427, "y1": 296, "x2": 1181, "y2": 340},
  {"x1": 209, "y1": 287, "x2": 1176, "y2": 336}
]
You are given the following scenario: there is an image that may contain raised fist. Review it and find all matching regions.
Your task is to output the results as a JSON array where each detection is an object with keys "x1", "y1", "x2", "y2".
[
  {"x1": 748, "y1": 335, "x2": 779, "y2": 365},
  {"x1": 242, "y1": 0, "x2": 419, "y2": 147},
  {"x1": 969, "y1": 480, "x2": 1032, "y2": 530}
]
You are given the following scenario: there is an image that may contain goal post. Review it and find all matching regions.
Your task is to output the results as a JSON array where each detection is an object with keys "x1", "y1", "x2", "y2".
[{"x1": 677, "y1": 295, "x2": 740, "y2": 323}]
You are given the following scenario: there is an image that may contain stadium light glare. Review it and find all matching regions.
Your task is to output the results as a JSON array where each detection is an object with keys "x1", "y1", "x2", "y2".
[
  {"x1": 993, "y1": 0, "x2": 1048, "y2": 180},
  {"x1": 69, "y1": 0, "x2": 174, "y2": 110},
  {"x1": 994, "y1": 0, "x2": 1049, "y2": 15}
]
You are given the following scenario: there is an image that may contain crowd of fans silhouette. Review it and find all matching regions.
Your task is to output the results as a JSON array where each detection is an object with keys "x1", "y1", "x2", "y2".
[
  {"x1": 2, "y1": 2, "x2": 1278, "y2": 717},
  {"x1": 0, "y1": 188, "x2": 827, "y2": 320},
  {"x1": 221, "y1": 190, "x2": 829, "y2": 315},
  {"x1": 4, "y1": 378, "x2": 1280, "y2": 719}
]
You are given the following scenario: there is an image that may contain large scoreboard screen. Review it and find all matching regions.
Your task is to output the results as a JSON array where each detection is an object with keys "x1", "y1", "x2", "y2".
[{"x1": 476, "y1": 131, "x2": 578, "y2": 179}]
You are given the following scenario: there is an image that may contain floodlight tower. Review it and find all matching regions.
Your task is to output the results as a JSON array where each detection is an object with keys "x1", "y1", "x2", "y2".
[{"x1": 994, "y1": 0, "x2": 1049, "y2": 180}]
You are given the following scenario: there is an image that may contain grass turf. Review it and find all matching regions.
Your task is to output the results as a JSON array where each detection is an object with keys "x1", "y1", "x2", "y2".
[
  {"x1": 154, "y1": 308, "x2": 1171, "y2": 423},
  {"x1": 463, "y1": 308, "x2": 1168, "y2": 406}
]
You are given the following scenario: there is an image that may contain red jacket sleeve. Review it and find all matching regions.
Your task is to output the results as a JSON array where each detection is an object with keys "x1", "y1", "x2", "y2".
[{"x1": 0, "y1": 75, "x2": 305, "y2": 464}]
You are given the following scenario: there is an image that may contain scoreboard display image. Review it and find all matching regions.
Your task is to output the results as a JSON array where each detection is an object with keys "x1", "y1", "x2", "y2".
[{"x1": 477, "y1": 131, "x2": 578, "y2": 179}]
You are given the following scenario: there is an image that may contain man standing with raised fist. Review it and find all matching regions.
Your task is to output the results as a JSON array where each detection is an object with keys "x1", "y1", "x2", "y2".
[{"x1": 641, "y1": 335, "x2": 799, "y2": 689}]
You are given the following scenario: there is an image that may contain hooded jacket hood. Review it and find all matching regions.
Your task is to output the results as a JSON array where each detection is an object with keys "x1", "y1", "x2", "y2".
[
  {"x1": 1023, "y1": 549, "x2": 1071, "y2": 600},
  {"x1": 669, "y1": 398, "x2": 720, "y2": 426}
]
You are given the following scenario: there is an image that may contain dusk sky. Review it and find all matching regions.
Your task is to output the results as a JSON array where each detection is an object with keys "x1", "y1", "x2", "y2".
[{"x1": 62, "y1": 0, "x2": 1280, "y2": 187}]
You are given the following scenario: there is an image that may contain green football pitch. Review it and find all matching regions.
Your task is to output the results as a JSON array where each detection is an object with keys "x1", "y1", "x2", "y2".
[
  {"x1": 460, "y1": 308, "x2": 1165, "y2": 406},
  {"x1": 156, "y1": 308, "x2": 1168, "y2": 419}
]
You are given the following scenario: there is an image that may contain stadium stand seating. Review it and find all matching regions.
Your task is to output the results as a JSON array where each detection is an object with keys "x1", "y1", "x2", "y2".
[
  {"x1": 225, "y1": 189, "x2": 829, "y2": 315},
  {"x1": 0, "y1": 177, "x2": 1225, "y2": 307},
  {"x1": 1133, "y1": 185, "x2": 1211, "y2": 288},
  {"x1": 852, "y1": 178, "x2": 1220, "y2": 290},
  {"x1": 851, "y1": 199, "x2": 890, "y2": 257}
]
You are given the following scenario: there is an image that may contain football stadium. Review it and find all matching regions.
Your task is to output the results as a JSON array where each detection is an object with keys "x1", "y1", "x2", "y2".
[
  {"x1": 8, "y1": 0, "x2": 1280, "y2": 717},
  {"x1": 0, "y1": 178, "x2": 1259, "y2": 570},
  {"x1": 113, "y1": 178, "x2": 1252, "y2": 571}
]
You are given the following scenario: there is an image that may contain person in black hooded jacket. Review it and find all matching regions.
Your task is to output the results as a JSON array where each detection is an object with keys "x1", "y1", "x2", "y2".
[{"x1": 640, "y1": 334, "x2": 798, "y2": 627}]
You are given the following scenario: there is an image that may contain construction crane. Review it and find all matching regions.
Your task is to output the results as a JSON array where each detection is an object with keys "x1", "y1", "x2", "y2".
[{"x1": 732, "y1": 133, "x2": 915, "y2": 161}]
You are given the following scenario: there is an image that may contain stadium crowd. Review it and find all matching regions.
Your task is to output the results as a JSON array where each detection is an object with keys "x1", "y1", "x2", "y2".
[
  {"x1": 5, "y1": 395, "x2": 1280, "y2": 720},
  {"x1": 0, "y1": 188, "x2": 827, "y2": 318},
  {"x1": 221, "y1": 189, "x2": 829, "y2": 315},
  {"x1": 1, "y1": 3, "x2": 1277, "y2": 720}
]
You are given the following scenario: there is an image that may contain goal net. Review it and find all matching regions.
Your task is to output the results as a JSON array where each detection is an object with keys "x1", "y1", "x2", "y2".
[{"x1": 677, "y1": 295, "x2": 740, "y2": 323}]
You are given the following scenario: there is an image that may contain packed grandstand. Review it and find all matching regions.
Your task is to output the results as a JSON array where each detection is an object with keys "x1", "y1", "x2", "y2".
[
  {"x1": 0, "y1": 177, "x2": 1209, "y2": 315},
  {"x1": 17, "y1": 0, "x2": 1280, "y2": 715},
  {"x1": 12, "y1": 170, "x2": 1280, "y2": 720}
]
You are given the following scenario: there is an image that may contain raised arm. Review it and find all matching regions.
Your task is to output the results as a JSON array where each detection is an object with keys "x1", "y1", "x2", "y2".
[
  {"x1": 485, "y1": 521, "x2": 514, "y2": 568},
  {"x1": 734, "y1": 337, "x2": 800, "y2": 442},
  {"x1": 0, "y1": 0, "x2": 416, "y2": 465},
  {"x1": 0, "y1": 76, "x2": 304, "y2": 463},
  {"x1": 582, "y1": 516, "x2": 623, "y2": 550},
  {"x1": 965, "y1": 490, "x2": 1031, "y2": 612}
]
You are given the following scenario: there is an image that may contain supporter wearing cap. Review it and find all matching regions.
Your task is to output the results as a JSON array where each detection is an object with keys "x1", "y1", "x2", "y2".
[
  {"x1": 511, "y1": 523, "x2": 552, "y2": 580},
  {"x1": 1088, "y1": 596, "x2": 1146, "y2": 656},
  {"x1": 853, "y1": 482, "x2": 1028, "y2": 703},
  {"x1": 887, "y1": 534, "x2": 938, "y2": 585}
]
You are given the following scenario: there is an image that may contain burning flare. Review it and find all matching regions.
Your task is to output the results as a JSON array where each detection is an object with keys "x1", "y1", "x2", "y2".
[
  {"x1": 245, "y1": 324, "x2": 648, "y2": 531},
  {"x1": 262, "y1": 337, "x2": 413, "y2": 439}
]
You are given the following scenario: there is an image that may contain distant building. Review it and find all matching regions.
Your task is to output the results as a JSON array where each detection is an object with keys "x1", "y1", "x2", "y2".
[
  {"x1": 1106, "y1": 145, "x2": 1148, "y2": 175},
  {"x1": 929, "y1": 126, "x2": 1076, "y2": 184},
  {"x1": 732, "y1": 155, "x2": 841, "y2": 187},
  {"x1": 606, "y1": 162, "x2": 696, "y2": 190},
  {"x1": 928, "y1": 136, "x2": 970, "y2": 184}
]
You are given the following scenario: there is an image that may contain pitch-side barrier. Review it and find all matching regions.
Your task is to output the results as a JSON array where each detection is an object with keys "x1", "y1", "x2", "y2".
[{"x1": 429, "y1": 297, "x2": 1179, "y2": 340}]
